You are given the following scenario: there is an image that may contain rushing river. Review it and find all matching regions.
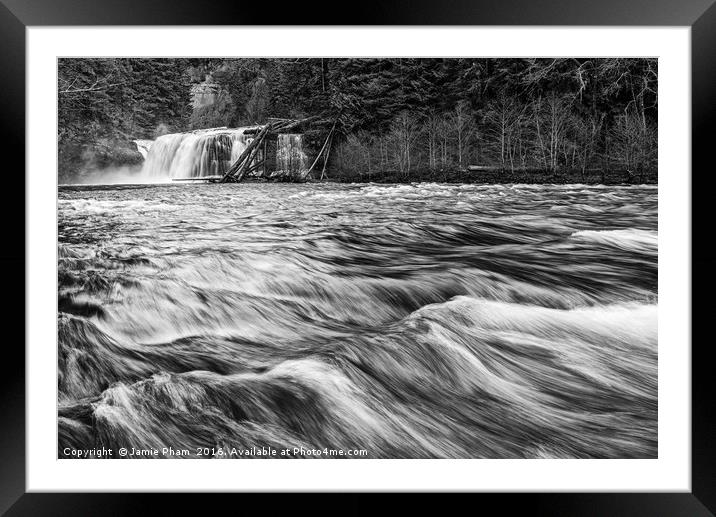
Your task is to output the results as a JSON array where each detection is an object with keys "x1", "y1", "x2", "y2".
[{"x1": 58, "y1": 183, "x2": 657, "y2": 459}]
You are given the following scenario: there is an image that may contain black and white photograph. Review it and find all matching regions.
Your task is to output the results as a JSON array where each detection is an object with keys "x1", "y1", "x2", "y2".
[{"x1": 57, "y1": 57, "x2": 658, "y2": 460}]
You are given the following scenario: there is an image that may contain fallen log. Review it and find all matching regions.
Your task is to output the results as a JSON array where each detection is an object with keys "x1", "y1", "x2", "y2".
[
  {"x1": 301, "y1": 120, "x2": 337, "y2": 181},
  {"x1": 320, "y1": 132, "x2": 334, "y2": 180},
  {"x1": 243, "y1": 158, "x2": 267, "y2": 176},
  {"x1": 219, "y1": 124, "x2": 271, "y2": 183},
  {"x1": 172, "y1": 175, "x2": 223, "y2": 182},
  {"x1": 233, "y1": 141, "x2": 265, "y2": 182},
  {"x1": 218, "y1": 115, "x2": 336, "y2": 183},
  {"x1": 268, "y1": 115, "x2": 321, "y2": 134}
]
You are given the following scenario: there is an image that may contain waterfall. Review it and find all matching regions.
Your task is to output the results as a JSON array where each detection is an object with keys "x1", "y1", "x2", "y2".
[
  {"x1": 140, "y1": 127, "x2": 259, "y2": 179},
  {"x1": 276, "y1": 134, "x2": 307, "y2": 175},
  {"x1": 133, "y1": 139, "x2": 153, "y2": 159},
  {"x1": 138, "y1": 127, "x2": 309, "y2": 180}
]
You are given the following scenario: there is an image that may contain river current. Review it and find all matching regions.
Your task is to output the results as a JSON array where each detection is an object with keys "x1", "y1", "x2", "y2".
[{"x1": 58, "y1": 182, "x2": 658, "y2": 458}]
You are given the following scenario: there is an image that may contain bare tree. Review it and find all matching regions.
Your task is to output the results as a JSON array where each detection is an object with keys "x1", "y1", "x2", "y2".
[
  {"x1": 438, "y1": 114, "x2": 451, "y2": 169},
  {"x1": 532, "y1": 93, "x2": 574, "y2": 174},
  {"x1": 336, "y1": 132, "x2": 374, "y2": 180},
  {"x1": 389, "y1": 112, "x2": 421, "y2": 176},
  {"x1": 447, "y1": 101, "x2": 475, "y2": 169},
  {"x1": 424, "y1": 110, "x2": 441, "y2": 170},
  {"x1": 574, "y1": 111, "x2": 605, "y2": 180},
  {"x1": 610, "y1": 107, "x2": 656, "y2": 180},
  {"x1": 484, "y1": 95, "x2": 525, "y2": 172}
]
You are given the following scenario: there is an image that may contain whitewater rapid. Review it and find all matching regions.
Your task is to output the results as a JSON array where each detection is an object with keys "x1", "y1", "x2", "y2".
[{"x1": 58, "y1": 183, "x2": 658, "y2": 458}]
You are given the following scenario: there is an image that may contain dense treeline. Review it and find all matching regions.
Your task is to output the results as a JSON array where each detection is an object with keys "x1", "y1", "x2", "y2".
[
  {"x1": 58, "y1": 58, "x2": 657, "y2": 183},
  {"x1": 58, "y1": 58, "x2": 194, "y2": 179}
]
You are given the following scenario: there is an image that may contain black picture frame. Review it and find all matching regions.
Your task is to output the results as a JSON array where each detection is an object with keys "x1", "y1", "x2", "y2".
[{"x1": 2, "y1": 1, "x2": 713, "y2": 514}]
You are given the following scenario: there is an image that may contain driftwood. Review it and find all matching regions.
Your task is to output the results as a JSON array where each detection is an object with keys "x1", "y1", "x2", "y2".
[
  {"x1": 244, "y1": 158, "x2": 267, "y2": 176},
  {"x1": 219, "y1": 115, "x2": 336, "y2": 183},
  {"x1": 234, "y1": 138, "x2": 265, "y2": 182},
  {"x1": 301, "y1": 120, "x2": 337, "y2": 181},
  {"x1": 268, "y1": 116, "x2": 322, "y2": 133},
  {"x1": 172, "y1": 175, "x2": 223, "y2": 182},
  {"x1": 219, "y1": 124, "x2": 271, "y2": 183},
  {"x1": 320, "y1": 131, "x2": 335, "y2": 180},
  {"x1": 262, "y1": 138, "x2": 268, "y2": 176}
]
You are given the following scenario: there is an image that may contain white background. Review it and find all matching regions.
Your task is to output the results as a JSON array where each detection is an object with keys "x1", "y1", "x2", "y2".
[{"x1": 27, "y1": 27, "x2": 690, "y2": 491}]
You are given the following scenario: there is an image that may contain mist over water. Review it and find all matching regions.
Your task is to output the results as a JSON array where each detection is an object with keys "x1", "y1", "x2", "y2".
[{"x1": 58, "y1": 183, "x2": 657, "y2": 458}]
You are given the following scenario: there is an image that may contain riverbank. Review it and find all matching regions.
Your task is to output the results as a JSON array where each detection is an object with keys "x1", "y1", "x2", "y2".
[
  {"x1": 59, "y1": 165, "x2": 657, "y2": 186},
  {"x1": 317, "y1": 168, "x2": 657, "y2": 185}
]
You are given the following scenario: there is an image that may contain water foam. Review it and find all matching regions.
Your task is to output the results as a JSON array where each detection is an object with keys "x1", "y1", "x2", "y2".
[
  {"x1": 570, "y1": 228, "x2": 657, "y2": 251},
  {"x1": 58, "y1": 183, "x2": 658, "y2": 458}
]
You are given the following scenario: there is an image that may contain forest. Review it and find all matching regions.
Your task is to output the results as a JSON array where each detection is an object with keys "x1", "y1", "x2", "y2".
[{"x1": 58, "y1": 57, "x2": 657, "y2": 183}]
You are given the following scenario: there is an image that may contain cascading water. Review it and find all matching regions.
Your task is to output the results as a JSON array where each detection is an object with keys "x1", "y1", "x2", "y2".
[
  {"x1": 133, "y1": 139, "x2": 153, "y2": 159},
  {"x1": 138, "y1": 128, "x2": 310, "y2": 181},
  {"x1": 140, "y1": 127, "x2": 259, "y2": 179},
  {"x1": 276, "y1": 134, "x2": 307, "y2": 174}
]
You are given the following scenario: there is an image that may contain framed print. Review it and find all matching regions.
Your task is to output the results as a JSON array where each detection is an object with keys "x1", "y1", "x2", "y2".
[{"x1": 4, "y1": 0, "x2": 714, "y2": 514}]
